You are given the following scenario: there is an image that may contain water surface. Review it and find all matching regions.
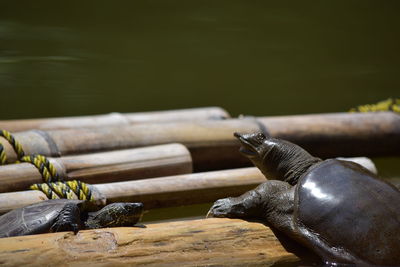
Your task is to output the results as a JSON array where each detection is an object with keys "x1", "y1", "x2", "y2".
[
  {"x1": 0, "y1": 1, "x2": 399, "y2": 221},
  {"x1": 1, "y1": 1, "x2": 399, "y2": 118}
]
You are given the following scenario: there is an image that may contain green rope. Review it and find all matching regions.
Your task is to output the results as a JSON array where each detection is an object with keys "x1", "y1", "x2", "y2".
[
  {"x1": 0, "y1": 129, "x2": 93, "y2": 200},
  {"x1": 0, "y1": 144, "x2": 6, "y2": 165},
  {"x1": 30, "y1": 180, "x2": 93, "y2": 200},
  {"x1": 0, "y1": 129, "x2": 25, "y2": 164},
  {"x1": 350, "y1": 98, "x2": 400, "y2": 113},
  {"x1": 18, "y1": 154, "x2": 59, "y2": 183},
  {"x1": 65, "y1": 180, "x2": 93, "y2": 200}
]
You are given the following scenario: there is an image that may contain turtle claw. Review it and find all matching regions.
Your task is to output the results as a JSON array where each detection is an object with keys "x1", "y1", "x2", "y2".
[
  {"x1": 205, "y1": 210, "x2": 213, "y2": 219},
  {"x1": 50, "y1": 221, "x2": 79, "y2": 235},
  {"x1": 207, "y1": 198, "x2": 238, "y2": 218},
  {"x1": 206, "y1": 199, "x2": 226, "y2": 218},
  {"x1": 50, "y1": 221, "x2": 80, "y2": 234}
]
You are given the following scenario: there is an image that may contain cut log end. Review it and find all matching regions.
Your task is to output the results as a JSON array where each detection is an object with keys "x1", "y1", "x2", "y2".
[{"x1": 0, "y1": 218, "x2": 318, "y2": 266}]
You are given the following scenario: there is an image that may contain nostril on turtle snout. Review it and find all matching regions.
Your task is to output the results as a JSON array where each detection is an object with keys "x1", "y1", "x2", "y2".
[{"x1": 233, "y1": 132, "x2": 242, "y2": 138}]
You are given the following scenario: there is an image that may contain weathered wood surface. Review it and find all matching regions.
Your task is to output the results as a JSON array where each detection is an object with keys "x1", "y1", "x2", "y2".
[
  {"x1": 0, "y1": 107, "x2": 230, "y2": 131},
  {"x1": 0, "y1": 143, "x2": 192, "y2": 193},
  {"x1": 0, "y1": 157, "x2": 376, "y2": 214},
  {"x1": 1, "y1": 112, "x2": 398, "y2": 171},
  {"x1": 0, "y1": 218, "x2": 315, "y2": 267}
]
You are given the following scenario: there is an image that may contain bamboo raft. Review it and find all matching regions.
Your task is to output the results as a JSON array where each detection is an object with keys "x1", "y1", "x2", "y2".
[
  {"x1": 1, "y1": 112, "x2": 399, "y2": 171},
  {"x1": 0, "y1": 107, "x2": 399, "y2": 266},
  {"x1": 0, "y1": 157, "x2": 377, "y2": 215}
]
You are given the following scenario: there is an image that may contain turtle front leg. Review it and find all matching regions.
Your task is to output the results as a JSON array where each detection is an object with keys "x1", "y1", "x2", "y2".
[
  {"x1": 50, "y1": 203, "x2": 82, "y2": 234},
  {"x1": 207, "y1": 180, "x2": 292, "y2": 220},
  {"x1": 207, "y1": 193, "x2": 260, "y2": 219}
]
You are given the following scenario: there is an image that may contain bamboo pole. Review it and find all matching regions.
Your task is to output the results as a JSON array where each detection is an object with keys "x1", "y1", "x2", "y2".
[
  {"x1": 0, "y1": 157, "x2": 376, "y2": 214},
  {"x1": 0, "y1": 143, "x2": 193, "y2": 193},
  {"x1": 258, "y1": 112, "x2": 400, "y2": 158},
  {"x1": 385, "y1": 177, "x2": 400, "y2": 190},
  {"x1": 0, "y1": 218, "x2": 314, "y2": 267},
  {"x1": 0, "y1": 112, "x2": 398, "y2": 171},
  {"x1": 0, "y1": 168, "x2": 264, "y2": 214},
  {"x1": 0, "y1": 107, "x2": 230, "y2": 132}
]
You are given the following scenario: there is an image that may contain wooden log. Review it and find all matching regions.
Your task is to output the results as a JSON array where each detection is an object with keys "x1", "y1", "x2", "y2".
[
  {"x1": 0, "y1": 157, "x2": 376, "y2": 214},
  {"x1": 258, "y1": 112, "x2": 400, "y2": 158},
  {"x1": 1, "y1": 112, "x2": 398, "y2": 171},
  {"x1": 0, "y1": 218, "x2": 314, "y2": 267},
  {"x1": 385, "y1": 177, "x2": 400, "y2": 190},
  {"x1": 0, "y1": 107, "x2": 230, "y2": 132},
  {"x1": 0, "y1": 143, "x2": 193, "y2": 193}
]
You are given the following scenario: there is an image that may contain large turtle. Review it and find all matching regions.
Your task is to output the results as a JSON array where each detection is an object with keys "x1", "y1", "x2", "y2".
[
  {"x1": 0, "y1": 199, "x2": 144, "y2": 238},
  {"x1": 207, "y1": 132, "x2": 400, "y2": 266}
]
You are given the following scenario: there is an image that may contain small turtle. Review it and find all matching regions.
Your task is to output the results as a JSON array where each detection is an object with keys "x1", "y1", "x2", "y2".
[
  {"x1": 208, "y1": 132, "x2": 400, "y2": 266},
  {"x1": 0, "y1": 199, "x2": 144, "y2": 238}
]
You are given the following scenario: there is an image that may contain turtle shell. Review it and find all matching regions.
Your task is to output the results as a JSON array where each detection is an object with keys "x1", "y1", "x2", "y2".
[
  {"x1": 0, "y1": 199, "x2": 84, "y2": 238},
  {"x1": 294, "y1": 159, "x2": 400, "y2": 265}
]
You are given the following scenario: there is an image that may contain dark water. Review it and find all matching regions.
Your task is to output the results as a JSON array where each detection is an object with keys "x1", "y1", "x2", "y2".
[
  {"x1": 1, "y1": 1, "x2": 399, "y2": 119},
  {"x1": 1, "y1": 1, "x2": 399, "y2": 221}
]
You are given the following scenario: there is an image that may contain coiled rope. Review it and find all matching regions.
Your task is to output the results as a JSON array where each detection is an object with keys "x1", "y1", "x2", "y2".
[
  {"x1": 350, "y1": 98, "x2": 400, "y2": 113},
  {"x1": 0, "y1": 130, "x2": 24, "y2": 165},
  {"x1": 0, "y1": 129, "x2": 93, "y2": 200},
  {"x1": 19, "y1": 154, "x2": 59, "y2": 183},
  {"x1": 30, "y1": 180, "x2": 92, "y2": 200}
]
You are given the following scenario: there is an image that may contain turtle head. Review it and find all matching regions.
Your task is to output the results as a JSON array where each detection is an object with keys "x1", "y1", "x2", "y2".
[
  {"x1": 234, "y1": 132, "x2": 266, "y2": 159},
  {"x1": 234, "y1": 132, "x2": 321, "y2": 185},
  {"x1": 234, "y1": 132, "x2": 286, "y2": 179},
  {"x1": 86, "y1": 202, "x2": 144, "y2": 228}
]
